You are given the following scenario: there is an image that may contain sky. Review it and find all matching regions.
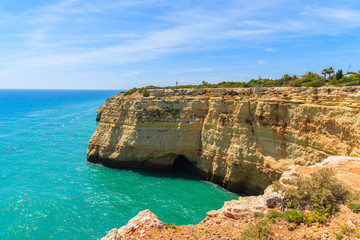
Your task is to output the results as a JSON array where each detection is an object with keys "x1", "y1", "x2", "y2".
[{"x1": 0, "y1": 0, "x2": 360, "y2": 89}]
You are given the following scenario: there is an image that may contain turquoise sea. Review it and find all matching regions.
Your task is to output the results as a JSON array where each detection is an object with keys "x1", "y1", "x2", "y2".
[{"x1": 0, "y1": 90, "x2": 238, "y2": 240}]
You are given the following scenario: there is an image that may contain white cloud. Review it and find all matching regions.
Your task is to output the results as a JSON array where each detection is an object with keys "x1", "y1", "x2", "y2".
[
  {"x1": 304, "y1": 7, "x2": 360, "y2": 23},
  {"x1": 302, "y1": 7, "x2": 360, "y2": 29},
  {"x1": 3, "y1": 1, "x2": 290, "y2": 69}
]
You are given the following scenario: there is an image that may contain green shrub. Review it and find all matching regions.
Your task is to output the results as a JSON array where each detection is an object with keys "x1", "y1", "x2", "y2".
[
  {"x1": 169, "y1": 223, "x2": 176, "y2": 229},
  {"x1": 241, "y1": 220, "x2": 274, "y2": 240},
  {"x1": 284, "y1": 199, "x2": 299, "y2": 209},
  {"x1": 283, "y1": 210, "x2": 328, "y2": 224},
  {"x1": 267, "y1": 210, "x2": 283, "y2": 223},
  {"x1": 124, "y1": 88, "x2": 138, "y2": 95},
  {"x1": 254, "y1": 211, "x2": 264, "y2": 218},
  {"x1": 303, "y1": 78, "x2": 325, "y2": 87},
  {"x1": 335, "y1": 233, "x2": 344, "y2": 240},
  {"x1": 348, "y1": 202, "x2": 360, "y2": 213},
  {"x1": 340, "y1": 223, "x2": 356, "y2": 235},
  {"x1": 142, "y1": 89, "x2": 150, "y2": 97},
  {"x1": 284, "y1": 210, "x2": 313, "y2": 224},
  {"x1": 333, "y1": 223, "x2": 359, "y2": 240},
  {"x1": 313, "y1": 212, "x2": 328, "y2": 224},
  {"x1": 277, "y1": 168, "x2": 349, "y2": 215},
  {"x1": 335, "y1": 70, "x2": 343, "y2": 80},
  {"x1": 267, "y1": 210, "x2": 283, "y2": 219}
]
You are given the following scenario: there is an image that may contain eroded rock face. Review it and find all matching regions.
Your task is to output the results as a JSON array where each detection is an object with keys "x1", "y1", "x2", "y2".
[{"x1": 87, "y1": 87, "x2": 360, "y2": 194}]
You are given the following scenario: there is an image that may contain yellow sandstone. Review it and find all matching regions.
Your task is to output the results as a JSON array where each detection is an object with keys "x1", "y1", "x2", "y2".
[{"x1": 87, "y1": 87, "x2": 360, "y2": 194}]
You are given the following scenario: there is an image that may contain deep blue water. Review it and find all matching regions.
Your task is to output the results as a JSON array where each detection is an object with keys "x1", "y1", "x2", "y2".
[{"x1": 0, "y1": 90, "x2": 238, "y2": 240}]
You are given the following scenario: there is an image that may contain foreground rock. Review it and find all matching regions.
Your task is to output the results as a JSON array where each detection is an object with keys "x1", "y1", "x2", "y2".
[
  {"x1": 102, "y1": 156, "x2": 360, "y2": 240},
  {"x1": 87, "y1": 87, "x2": 360, "y2": 194},
  {"x1": 101, "y1": 210, "x2": 167, "y2": 240}
]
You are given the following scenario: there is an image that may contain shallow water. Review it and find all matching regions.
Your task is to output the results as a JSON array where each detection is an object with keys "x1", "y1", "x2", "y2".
[{"x1": 0, "y1": 90, "x2": 238, "y2": 240}]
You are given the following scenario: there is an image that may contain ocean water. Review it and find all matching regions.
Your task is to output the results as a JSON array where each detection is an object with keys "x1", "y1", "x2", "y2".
[{"x1": 0, "y1": 90, "x2": 238, "y2": 240}]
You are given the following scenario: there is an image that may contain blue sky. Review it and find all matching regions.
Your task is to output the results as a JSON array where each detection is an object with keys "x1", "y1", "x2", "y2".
[{"x1": 0, "y1": 0, "x2": 360, "y2": 89}]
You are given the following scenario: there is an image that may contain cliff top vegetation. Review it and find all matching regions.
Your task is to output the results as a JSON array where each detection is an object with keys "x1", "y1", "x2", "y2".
[{"x1": 124, "y1": 68, "x2": 360, "y2": 96}]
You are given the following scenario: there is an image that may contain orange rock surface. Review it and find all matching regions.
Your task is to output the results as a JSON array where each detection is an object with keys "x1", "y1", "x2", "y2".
[{"x1": 102, "y1": 156, "x2": 360, "y2": 240}]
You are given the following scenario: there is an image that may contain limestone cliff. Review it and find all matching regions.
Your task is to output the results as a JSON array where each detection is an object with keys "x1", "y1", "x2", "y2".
[{"x1": 87, "y1": 87, "x2": 360, "y2": 194}]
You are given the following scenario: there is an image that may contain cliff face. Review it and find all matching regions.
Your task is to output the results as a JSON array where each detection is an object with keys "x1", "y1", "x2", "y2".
[{"x1": 87, "y1": 87, "x2": 360, "y2": 194}]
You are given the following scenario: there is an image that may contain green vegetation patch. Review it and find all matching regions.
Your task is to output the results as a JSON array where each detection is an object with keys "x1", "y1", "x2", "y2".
[
  {"x1": 266, "y1": 210, "x2": 283, "y2": 223},
  {"x1": 348, "y1": 202, "x2": 360, "y2": 213},
  {"x1": 254, "y1": 211, "x2": 265, "y2": 218},
  {"x1": 142, "y1": 89, "x2": 150, "y2": 97},
  {"x1": 266, "y1": 210, "x2": 283, "y2": 219},
  {"x1": 123, "y1": 69, "x2": 360, "y2": 96},
  {"x1": 241, "y1": 220, "x2": 274, "y2": 240},
  {"x1": 283, "y1": 210, "x2": 328, "y2": 224},
  {"x1": 348, "y1": 191, "x2": 360, "y2": 213},
  {"x1": 169, "y1": 223, "x2": 176, "y2": 229},
  {"x1": 275, "y1": 168, "x2": 349, "y2": 215},
  {"x1": 334, "y1": 223, "x2": 360, "y2": 240}
]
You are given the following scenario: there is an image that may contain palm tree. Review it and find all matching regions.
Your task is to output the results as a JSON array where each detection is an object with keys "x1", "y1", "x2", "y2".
[
  {"x1": 322, "y1": 69, "x2": 327, "y2": 78},
  {"x1": 327, "y1": 67, "x2": 335, "y2": 78}
]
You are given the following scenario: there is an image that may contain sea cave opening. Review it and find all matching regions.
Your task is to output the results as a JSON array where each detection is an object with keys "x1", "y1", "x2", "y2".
[{"x1": 171, "y1": 155, "x2": 198, "y2": 177}]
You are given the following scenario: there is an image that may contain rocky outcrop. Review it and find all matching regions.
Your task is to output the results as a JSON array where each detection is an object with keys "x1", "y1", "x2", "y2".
[
  {"x1": 101, "y1": 210, "x2": 167, "y2": 240},
  {"x1": 101, "y1": 156, "x2": 360, "y2": 240},
  {"x1": 204, "y1": 156, "x2": 360, "y2": 221},
  {"x1": 96, "y1": 106, "x2": 105, "y2": 122},
  {"x1": 87, "y1": 87, "x2": 360, "y2": 194}
]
